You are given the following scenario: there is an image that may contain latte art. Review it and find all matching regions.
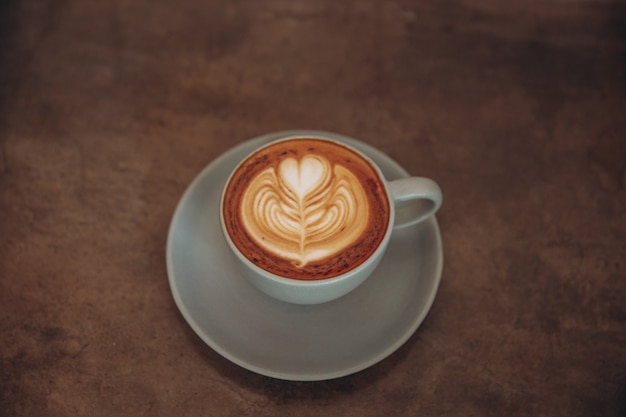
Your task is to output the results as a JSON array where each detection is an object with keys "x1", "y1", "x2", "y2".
[
  {"x1": 241, "y1": 155, "x2": 369, "y2": 267},
  {"x1": 222, "y1": 138, "x2": 390, "y2": 280}
]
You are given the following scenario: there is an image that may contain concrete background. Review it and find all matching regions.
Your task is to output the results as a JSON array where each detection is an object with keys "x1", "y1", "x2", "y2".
[{"x1": 1, "y1": 0, "x2": 625, "y2": 415}]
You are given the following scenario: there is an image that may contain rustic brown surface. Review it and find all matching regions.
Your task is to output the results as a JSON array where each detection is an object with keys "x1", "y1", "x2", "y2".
[{"x1": 1, "y1": 0, "x2": 625, "y2": 415}]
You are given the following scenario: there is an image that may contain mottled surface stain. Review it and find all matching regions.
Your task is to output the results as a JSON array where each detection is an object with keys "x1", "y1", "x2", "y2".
[
  {"x1": 589, "y1": 124, "x2": 626, "y2": 192},
  {"x1": 0, "y1": 145, "x2": 7, "y2": 174}
]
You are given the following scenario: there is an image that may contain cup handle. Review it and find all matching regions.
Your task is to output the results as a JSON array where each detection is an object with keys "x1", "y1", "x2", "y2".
[{"x1": 388, "y1": 177, "x2": 442, "y2": 229}]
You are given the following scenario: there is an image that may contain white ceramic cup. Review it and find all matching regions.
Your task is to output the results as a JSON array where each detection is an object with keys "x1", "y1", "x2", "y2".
[{"x1": 220, "y1": 133, "x2": 442, "y2": 305}]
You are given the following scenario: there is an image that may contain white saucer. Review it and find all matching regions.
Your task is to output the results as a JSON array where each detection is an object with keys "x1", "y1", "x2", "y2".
[{"x1": 166, "y1": 131, "x2": 443, "y2": 381}]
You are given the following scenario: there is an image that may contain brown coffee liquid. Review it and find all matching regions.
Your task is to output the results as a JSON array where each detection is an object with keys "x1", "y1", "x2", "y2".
[{"x1": 222, "y1": 138, "x2": 390, "y2": 280}]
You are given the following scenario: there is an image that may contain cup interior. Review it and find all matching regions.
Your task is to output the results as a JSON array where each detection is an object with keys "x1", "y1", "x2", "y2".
[{"x1": 219, "y1": 134, "x2": 396, "y2": 285}]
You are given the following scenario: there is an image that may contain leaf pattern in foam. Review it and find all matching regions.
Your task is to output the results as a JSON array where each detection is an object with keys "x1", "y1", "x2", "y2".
[{"x1": 240, "y1": 155, "x2": 369, "y2": 267}]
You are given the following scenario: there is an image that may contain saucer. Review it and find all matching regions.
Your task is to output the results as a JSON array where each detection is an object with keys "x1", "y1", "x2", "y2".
[{"x1": 166, "y1": 130, "x2": 443, "y2": 381}]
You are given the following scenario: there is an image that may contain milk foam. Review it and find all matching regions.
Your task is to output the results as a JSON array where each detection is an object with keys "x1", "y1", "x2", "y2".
[{"x1": 240, "y1": 154, "x2": 369, "y2": 267}]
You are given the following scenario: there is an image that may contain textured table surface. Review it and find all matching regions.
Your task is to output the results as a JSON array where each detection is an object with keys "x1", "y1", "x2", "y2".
[{"x1": 1, "y1": 1, "x2": 625, "y2": 416}]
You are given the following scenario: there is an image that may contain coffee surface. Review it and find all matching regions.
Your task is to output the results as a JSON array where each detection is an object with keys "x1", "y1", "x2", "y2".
[{"x1": 223, "y1": 138, "x2": 390, "y2": 280}]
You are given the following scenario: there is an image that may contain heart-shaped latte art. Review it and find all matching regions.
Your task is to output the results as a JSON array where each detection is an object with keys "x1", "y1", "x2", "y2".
[{"x1": 240, "y1": 154, "x2": 369, "y2": 267}]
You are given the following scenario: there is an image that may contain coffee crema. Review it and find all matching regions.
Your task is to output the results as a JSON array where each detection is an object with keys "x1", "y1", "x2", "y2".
[{"x1": 222, "y1": 138, "x2": 390, "y2": 280}]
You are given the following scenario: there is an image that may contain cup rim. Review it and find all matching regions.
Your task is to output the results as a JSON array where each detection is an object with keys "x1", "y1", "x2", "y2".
[{"x1": 219, "y1": 133, "x2": 396, "y2": 286}]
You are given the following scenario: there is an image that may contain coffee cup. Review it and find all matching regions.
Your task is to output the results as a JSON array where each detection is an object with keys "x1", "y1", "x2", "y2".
[{"x1": 220, "y1": 132, "x2": 442, "y2": 304}]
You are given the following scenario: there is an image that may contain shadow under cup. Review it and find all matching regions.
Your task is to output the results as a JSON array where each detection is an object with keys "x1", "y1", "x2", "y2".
[{"x1": 220, "y1": 134, "x2": 442, "y2": 305}]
